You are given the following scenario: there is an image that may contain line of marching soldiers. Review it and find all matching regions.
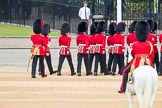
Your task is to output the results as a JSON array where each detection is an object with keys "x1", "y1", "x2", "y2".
[{"x1": 30, "y1": 19, "x2": 162, "y2": 78}]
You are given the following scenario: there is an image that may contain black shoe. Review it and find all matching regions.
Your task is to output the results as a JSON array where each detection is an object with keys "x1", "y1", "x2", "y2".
[
  {"x1": 42, "y1": 74, "x2": 47, "y2": 78},
  {"x1": 104, "y1": 72, "x2": 109, "y2": 75},
  {"x1": 158, "y1": 72, "x2": 162, "y2": 76},
  {"x1": 71, "y1": 72, "x2": 76, "y2": 76},
  {"x1": 89, "y1": 72, "x2": 93, "y2": 75},
  {"x1": 118, "y1": 90, "x2": 125, "y2": 94},
  {"x1": 107, "y1": 72, "x2": 111, "y2": 75},
  {"x1": 50, "y1": 71, "x2": 57, "y2": 75},
  {"x1": 39, "y1": 72, "x2": 41, "y2": 75},
  {"x1": 94, "y1": 72, "x2": 97, "y2": 76},
  {"x1": 57, "y1": 73, "x2": 61, "y2": 76},
  {"x1": 112, "y1": 73, "x2": 115, "y2": 76},
  {"x1": 78, "y1": 73, "x2": 81, "y2": 76},
  {"x1": 32, "y1": 76, "x2": 36, "y2": 78}
]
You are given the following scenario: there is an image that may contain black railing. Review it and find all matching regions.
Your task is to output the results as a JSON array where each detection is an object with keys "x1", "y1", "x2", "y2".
[{"x1": 0, "y1": 0, "x2": 162, "y2": 34}]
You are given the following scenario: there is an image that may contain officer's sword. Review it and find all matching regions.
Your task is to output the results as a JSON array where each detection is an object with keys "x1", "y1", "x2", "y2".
[{"x1": 27, "y1": 50, "x2": 34, "y2": 72}]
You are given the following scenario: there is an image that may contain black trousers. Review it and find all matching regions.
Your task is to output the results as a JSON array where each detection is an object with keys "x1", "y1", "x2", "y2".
[
  {"x1": 77, "y1": 53, "x2": 89, "y2": 74},
  {"x1": 112, "y1": 54, "x2": 124, "y2": 75},
  {"x1": 57, "y1": 55, "x2": 74, "y2": 74},
  {"x1": 39, "y1": 54, "x2": 54, "y2": 74},
  {"x1": 94, "y1": 53, "x2": 107, "y2": 75},
  {"x1": 32, "y1": 55, "x2": 45, "y2": 76},
  {"x1": 89, "y1": 54, "x2": 95, "y2": 72},
  {"x1": 120, "y1": 63, "x2": 130, "y2": 92},
  {"x1": 107, "y1": 53, "x2": 114, "y2": 72},
  {"x1": 154, "y1": 53, "x2": 159, "y2": 72}
]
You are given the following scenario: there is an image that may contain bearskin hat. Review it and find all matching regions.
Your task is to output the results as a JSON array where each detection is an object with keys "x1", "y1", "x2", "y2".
[
  {"x1": 90, "y1": 22, "x2": 98, "y2": 35},
  {"x1": 135, "y1": 21, "x2": 149, "y2": 42},
  {"x1": 108, "y1": 22, "x2": 116, "y2": 36},
  {"x1": 115, "y1": 22, "x2": 126, "y2": 33},
  {"x1": 96, "y1": 21, "x2": 106, "y2": 33},
  {"x1": 77, "y1": 21, "x2": 88, "y2": 33},
  {"x1": 128, "y1": 21, "x2": 137, "y2": 33},
  {"x1": 147, "y1": 20, "x2": 157, "y2": 33},
  {"x1": 153, "y1": 21, "x2": 157, "y2": 33},
  {"x1": 33, "y1": 19, "x2": 44, "y2": 34},
  {"x1": 41, "y1": 24, "x2": 50, "y2": 36},
  {"x1": 61, "y1": 23, "x2": 70, "y2": 35}
]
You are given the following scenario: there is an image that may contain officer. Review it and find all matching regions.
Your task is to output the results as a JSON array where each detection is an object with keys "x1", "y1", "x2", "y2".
[
  {"x1": 118, "y1": 21, "x2": 154, "y2": 93},
  {"x1": 30, "y1": 19, "x2": 47, "y2": 78}
]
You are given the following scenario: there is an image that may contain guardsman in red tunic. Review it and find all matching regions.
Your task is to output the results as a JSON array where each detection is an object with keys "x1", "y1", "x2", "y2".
[
  {"x1": 88, "y1": 22, "x2": 98, "y2": 74},
  {"x1": 55, "y1": 23, "x2": 75, "y2": 76},
  {"x1": 111, "y1": 22, "x2": 125, "y2": 75},
  {"x1": 30, "y1": 19, "x2": 47, "y2": 78},
  {"x1": 158, "y1": 33, "x2": 162, "y2": 75},
  {"x1": 118, "y1": 21, "x2": 154, "y2": 93},
  {"x1": 126, "y1": 21, "x2": 137, "y2": 64},
  {"x1": 147, "y1": 20, "x2": 159, "y2": 72},
  {"x1": 38, "y1": 24, "x2": 56, "y2": 75},
  {"x1": 76, "y1": 21, "x2": 90, "y2": 76},
  {"x1": 94, "y1": 21, "x2": 107, "y2": 76},
  {"x1": 127, "y1": 21, "x2": 137, "y2": 46},
  {"x1": 107, "y1": 22, "x2": 116, "y2": 74}
]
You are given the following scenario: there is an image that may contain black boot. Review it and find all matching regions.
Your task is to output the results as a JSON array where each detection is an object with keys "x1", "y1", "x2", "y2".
[
  {"x1": 50, "y1": 70, "x2": 57, "y2": 75},
  {"x1": 112, "y1": 72, "x2": 115, "y2": 76},
  {"x1": 94, "y1": 72, "x2": 97, "y2": 76},
  {"x1": 71, "y1": 72, "x2": 76, "y2": 76},
  {"x1": 42, "y1": 74, "x2": 47, "y2": 78},
  {"x1": 32, "y1": 75, "x2": 36, "y2": 78},
  {"x1": 78, "y1": 73, "x2": 81, "y2": 76},
  {"x1": 57, "y1": 72, "x2": 61, "y2": 76}
]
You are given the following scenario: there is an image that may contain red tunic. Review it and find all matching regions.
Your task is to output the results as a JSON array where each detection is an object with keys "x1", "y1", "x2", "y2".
[
  {"x1": 113, "y1": 33, "x2": 124, "y2": 54},
  {"x1": 126, "y1": 32, "x2": 137, "y2": 46},
  {"x1": 59, "y1": 35, "x2": 71, "y2": 56},
  {"x1": 31, "y1": 34, "x2": 45, "y2": 56},
  {"x1": 95, "y1": 33, "x2": 106, "y2": 54},
  {"x1": 159, "y1": 34, "x2": 162, "y2": 52},
  {"x1": 147, "y1": 33, "x2": 158, "y2": 53},
  {"x1": 43, "y1": 36, "x2": 51, "y2": 56},
  {"x1": 89, "y1": 34, "x2": 96, "y2": 54},
  {"x1": 76, "y1": 33, "x2": 89, "y2": 54},
  {"x1": 130, "y1": 41, "x2": 154, "y2": 69},
  {"x1": 107, "y1": 36, "x2": 114, "y2": 53}
]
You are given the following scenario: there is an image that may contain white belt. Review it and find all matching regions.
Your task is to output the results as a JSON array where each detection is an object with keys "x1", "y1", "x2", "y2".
[
  {"x1": 79, "y1": 44, "x2": 86, "y2": 46},
  {"x1": 60, "y1": 45, "x2": 68, "y2": 48},
  {"x1": 114, "y1": 44, "x2": 122, "y2": 46},
  {"x1": 90, "y1": 45, "x2": 95, "y2": 47},
  {"x1": 154, "y1": 44, "x2": 157, "y2": 46},
  {"x1": 109, "y1": 45, "x2": 114, "y2": 47},
  {"x1": 96, "y1": 44, "x2": 102, "y2": 46}
]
